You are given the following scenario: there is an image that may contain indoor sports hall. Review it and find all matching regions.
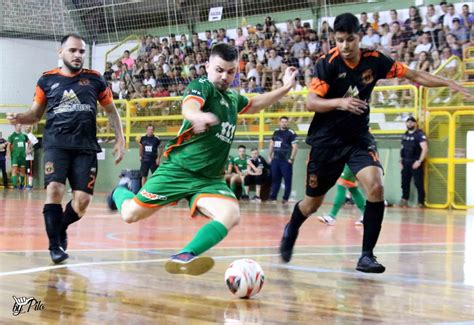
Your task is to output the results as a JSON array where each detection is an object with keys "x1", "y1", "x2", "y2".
[{"x1": 0, "y1": 0, "x2": 473, "y2": 323}]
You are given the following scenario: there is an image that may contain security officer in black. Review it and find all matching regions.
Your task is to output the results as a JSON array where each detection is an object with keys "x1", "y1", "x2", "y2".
[
  {"x1": 268, "y1": 116, "x2": 298, "y2": 203},
  {"x1": 139, "y1": 124, "x2": 162, "y2": 186},
  {"x1": 400, "y1": 116, "x2": 428, "y2": 207}
]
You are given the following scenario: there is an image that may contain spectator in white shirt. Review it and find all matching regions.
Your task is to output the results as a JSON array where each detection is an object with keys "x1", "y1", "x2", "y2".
[
  {"x1": 142, "y1": 71, "x2": 156, "y2": 88},
  {"x1": 307, "y1": 31, "x2": 321, "y2": 55},
  {"x1": 414, "y1": 32, "x2": 433, "y2": 56},
  {"x1": 361, "y1": 26, "x2": 381, "y2": 49},
  {"x1": 423, "y1": 4, "x2": 440, "y2": 32},
  {"x1": 443, "y1": 3, "x2": 461, "y2": 31}
]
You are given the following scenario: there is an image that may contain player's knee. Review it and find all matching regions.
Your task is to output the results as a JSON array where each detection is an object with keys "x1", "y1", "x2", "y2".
[
  {"x1": 74, "y1": 196, "x2": 91, "y2": 214},
  {"x1": 366, "y1": 182, "x2": 384, "y2": 200},
  {"x1": 46, "y1": 183, "x2": 64, "y2": 202},
  {"x1": 216, "y1": 205, "x2": 240, "y2": 229}
]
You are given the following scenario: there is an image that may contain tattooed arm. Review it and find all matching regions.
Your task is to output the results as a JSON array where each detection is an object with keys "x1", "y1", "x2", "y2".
[{"x1": 102, "y1": 103, "x2": 125, "y2": 164}]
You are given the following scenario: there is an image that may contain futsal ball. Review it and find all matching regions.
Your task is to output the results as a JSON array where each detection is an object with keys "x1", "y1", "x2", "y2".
[{"x1": 225, "y1": 259, "x2": 264, "y2": 298}]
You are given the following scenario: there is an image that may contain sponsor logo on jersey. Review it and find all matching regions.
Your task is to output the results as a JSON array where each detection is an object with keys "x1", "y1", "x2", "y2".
[
  {"x1": 139, "y1": 189, "x2": 167, "y2": 201},
  {"x1": 220, "y1": 99, "x2": 229, "y2": 108},
  {"x1": 190, "y1": 89, "x2": 202, "y2": 96},
  {"x1": 337, "y1": 72, "x2": 347, "y2": 79},
  {"x1": 79, "y1": 78, "x2": 90, "y2": 86},
  {"x1": 343, "y1": 85, "x2": 359, "y2": 98},
  {"x1": 54, "y1": 89, "x2": 92, "y2": 114},
  {"x1": 51, "y1": 83, "x2": 60, "y2": 90},
  {"x1": 361, "y1": 69, "x2": 374, "y2": 85}
]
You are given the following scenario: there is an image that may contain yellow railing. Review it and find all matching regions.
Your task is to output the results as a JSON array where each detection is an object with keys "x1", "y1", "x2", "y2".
[{"x1": 0, "y1": 85, "x2": 419, "y2": 147}]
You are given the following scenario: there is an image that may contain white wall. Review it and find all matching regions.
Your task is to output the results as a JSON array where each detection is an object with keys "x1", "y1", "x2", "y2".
[{"x1": 0, "y1": 38, "x2": 60, "y2": 105}]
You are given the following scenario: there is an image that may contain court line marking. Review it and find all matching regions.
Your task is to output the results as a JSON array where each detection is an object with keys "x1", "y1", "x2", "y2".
[
  {"x1": 0, "y1": 249, "x2": 466, "y2": 279},
  {"x1": 0, "y1": 242, "x2": 464, "y2": 253}
]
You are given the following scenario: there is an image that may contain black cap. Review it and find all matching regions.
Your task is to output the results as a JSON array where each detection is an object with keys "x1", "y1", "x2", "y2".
[{"x1": 406, "y1": 116, "x2": 417, "y2": 122}]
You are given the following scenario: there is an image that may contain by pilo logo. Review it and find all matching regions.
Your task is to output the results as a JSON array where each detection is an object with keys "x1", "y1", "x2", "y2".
[{"x1": 12, "y1": 296, "x2": 45, "y2": 316}]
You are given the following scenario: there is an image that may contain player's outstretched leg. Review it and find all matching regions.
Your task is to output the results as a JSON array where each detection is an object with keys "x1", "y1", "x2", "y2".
[
  {"x1": 280, "y1": 196, "x2": 323, "y2": 263},
  {"x1": 107, "y1": 175, "x2": 131, "y2": 211},
  {"x1": 165, "y1": 197, "x2": 239, "y2": 276},
  {"x1": 280, "y1": 201, "x2": 306, "y2": 262}
]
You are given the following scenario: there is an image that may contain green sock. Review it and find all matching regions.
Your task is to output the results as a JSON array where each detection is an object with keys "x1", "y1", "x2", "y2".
[
  {"x1": 231, "y1": 182, "x2": 237, "y2": 194},
  {"x1": 349, "y1": 187, "x2": 366, "y2": 214},
  {"x1": 12, "y1": 175, "x2": 17, "y2": 187},
  {"x1": 19, "y1": 176, "x2": 25, "y2": 187},
  {"x1": 181, "y1": 220, "x2": 228, "y2": 255},
  {"x1": 112, "y1": 187, "x2": 135, "y2": 212},
  {"x1": 329, "y1": 184, "x2": 347, "y2": 218}
]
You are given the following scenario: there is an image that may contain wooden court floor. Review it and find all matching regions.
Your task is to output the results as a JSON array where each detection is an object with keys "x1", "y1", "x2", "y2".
[{"x1": 0, "y1": 190, "x2": 473, "y2": 324}]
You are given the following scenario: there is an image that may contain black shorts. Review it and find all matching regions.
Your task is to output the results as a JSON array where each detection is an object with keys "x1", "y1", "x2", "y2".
[
  {"x1": 140, "y1": 160, "x2": 158, "y2": 177},
  {"x1": 306, "y1": 144, "x2": 382, "y2": 197},
  {"x1": 244, "y1": 174, "x2": 265, "y2": 186},
  {"x1": 44, "y1": 148, "x2": 98, "y2": 195}
]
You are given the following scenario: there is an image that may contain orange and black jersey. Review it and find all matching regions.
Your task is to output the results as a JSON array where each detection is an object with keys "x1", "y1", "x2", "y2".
[
  {"x1": 35, "y1": 68, "x2": 113, "y2": 152},
  {"x1": 307, "y1": 48, "x2": 408, "y2": 147}
]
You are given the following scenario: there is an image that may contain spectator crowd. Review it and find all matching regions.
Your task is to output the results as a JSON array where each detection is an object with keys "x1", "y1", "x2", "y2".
[{"x1": 103, "y1": 3, "x2": 474, "y2": 99}]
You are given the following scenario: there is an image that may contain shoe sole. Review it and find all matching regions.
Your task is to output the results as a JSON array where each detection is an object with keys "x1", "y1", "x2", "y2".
[
  {"x1": 317, "y1": 216, "x2": 335, "y2": 226},
  {"x1": 356, "y1": 266, "x2": 386, "y2": 273},
  {"x1": 165, "y1": 256, "x2": 214, "y2": 276}
]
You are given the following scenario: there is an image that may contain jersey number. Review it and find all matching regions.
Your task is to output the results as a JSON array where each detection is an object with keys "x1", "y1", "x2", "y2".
[{"x1": 220, "y1": 122, "x2": 236, "y2": 138}]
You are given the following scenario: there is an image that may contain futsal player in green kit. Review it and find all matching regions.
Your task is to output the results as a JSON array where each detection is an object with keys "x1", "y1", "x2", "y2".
[
  {"x1": 8, "y1": 124, "x2": 30, "y2": 189},
  {"x1": 108, "y1": 43, "x2": 298, "y2": 275},
  {"x1": 318, "y1": 164, "x2": 365, "y2": 226}
]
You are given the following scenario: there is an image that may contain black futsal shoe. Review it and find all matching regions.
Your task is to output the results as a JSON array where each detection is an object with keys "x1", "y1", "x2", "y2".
[
  {"x1": 106, "y1": 191, "x2": 117, "y2": 210},
  {"x1": 106, "y1": 176, "x2": 131, "y2": 211},
  {"x1": 356, "y1": 255, "x2": 386, "y2": 273},
  {"x1": 279, "y1": 224, "x2": 298, "y2": 263},
  {"x1": 50, "y1": 246, "x2": 69, "y2": 264}
]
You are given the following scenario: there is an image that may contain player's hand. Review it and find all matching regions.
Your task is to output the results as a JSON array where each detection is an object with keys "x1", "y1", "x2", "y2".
[
  {"x1": 412, "y1": 160, "x2": 421, "y2": 169},
  {"x1": 337, "y1": 98, "x2": 368, "y2": 115},
  {"x1": 6, "y1": 113, "x2": 20, "y2": 124},
  {"x1": 282, "y1": 67, "x2": 298, "y2": 89},
  {"x1": 191, "y1": 112, "x2": 220, "y2": 134},
  {"x1": 113, "y1": 140, "x2": 125, "y2": 164},
  {"x1": 449, "y1": 81, "x2": 473, "y2": 99}
]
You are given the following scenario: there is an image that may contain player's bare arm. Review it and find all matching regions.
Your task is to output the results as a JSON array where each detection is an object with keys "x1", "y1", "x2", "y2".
[
  {"x1": 245, "y1": 67, "x2": 298, "y2": 114},
  {"x1": 102, "y1": 102, "x2": 125, "y2": 164},
  {"x1": 6, "y1": 101, "x2": 46, "y2": 125},
  {"x1": 182, "y1": 99, "x2": 219, "y2": 134},
  {"x1": 404, "y1": 69, "x2": 473, "y2": 97},
  {"x1": 307, "y1": 93, "x2": 367, "y2": 115}
]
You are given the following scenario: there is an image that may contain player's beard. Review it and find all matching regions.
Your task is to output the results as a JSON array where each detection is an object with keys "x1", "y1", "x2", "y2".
[
  {"x1": 63, "y1": 59, "x2": 83, "y2": 72},
  {"x1": 214, "y1": 81, "x2": 229, "y2": 91},
  {"x1": 407, "y1": 125, "x2": 416, "y2": 131}
]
